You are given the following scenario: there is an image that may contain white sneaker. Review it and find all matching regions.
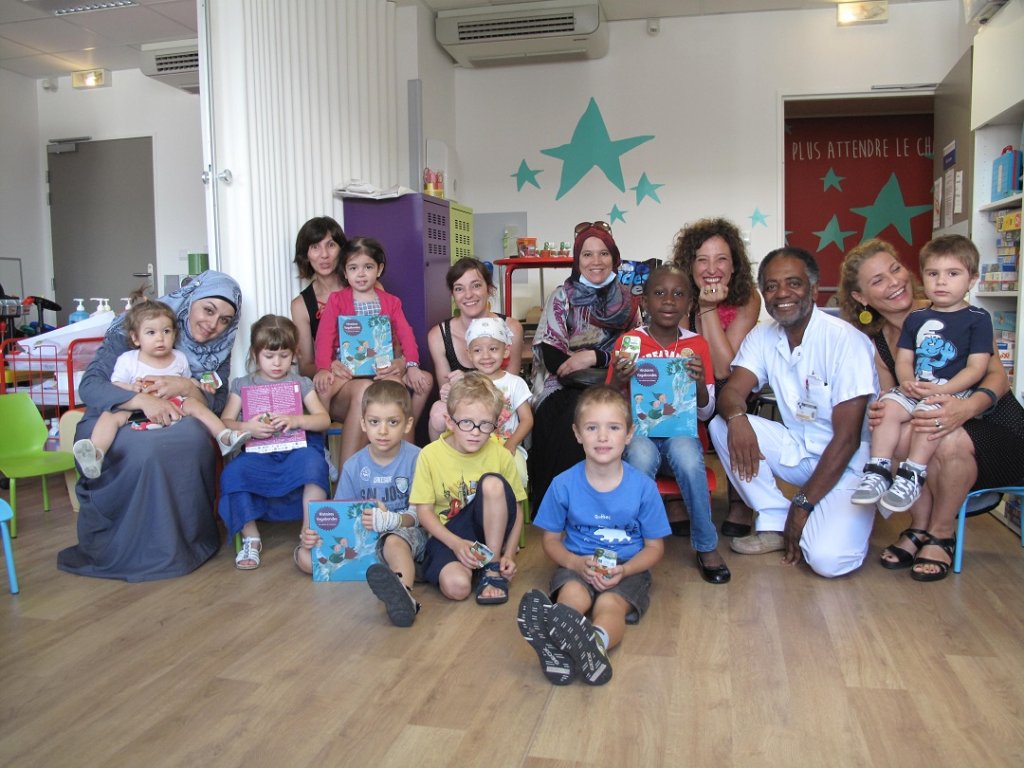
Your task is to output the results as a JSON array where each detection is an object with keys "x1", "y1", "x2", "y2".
[
  {"x1": 73, "y1": 438, "x2": 103, "y2": 479},
  {"x1": 879, "y1": 464, "x2": 924, "y2": 514},
  {"x1": 851, "y1": 465, "x2": 892, "y2": 505}
]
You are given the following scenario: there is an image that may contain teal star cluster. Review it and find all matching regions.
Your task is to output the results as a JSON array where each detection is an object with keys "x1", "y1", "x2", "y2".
[
  {"x1": 541, "y1": 98, "x2": 654, "y2": 200},
  {"x1": 630, "y1": 173, "x2": 664, "y2": 205},
  {"x1": 812, "y1": 215, "x2": 857, "y2": 252},
  {"x1": 850, "y1": 173, "x2": 931, "y2": 244},
  {"x1": 511, "y1": 160, "x2": 542, "y2": 191}
]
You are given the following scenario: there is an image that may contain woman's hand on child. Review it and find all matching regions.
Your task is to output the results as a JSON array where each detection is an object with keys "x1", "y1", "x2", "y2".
[
  {"x1": 313, "y1": 369, "x2": 334, "y2": 393},
  {"x1": 406, "y1": 365, "x2": 432, "y2": 394},
  {"x1": 137, "y1": 393, "x2": 184, "y2": 426},
  {"x1": 866, "y1": 398, "x2": 885, "y2": 431},
  {"x1": 140, "y1": 375, "x2": 191, "y2": 400}
]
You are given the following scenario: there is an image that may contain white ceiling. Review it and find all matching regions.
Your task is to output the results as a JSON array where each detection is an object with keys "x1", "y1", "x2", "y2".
[{"x1": 0, "y1": 0, "x2": 936, "y2": 79}]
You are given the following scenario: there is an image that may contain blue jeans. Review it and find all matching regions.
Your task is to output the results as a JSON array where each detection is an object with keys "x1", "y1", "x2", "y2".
[{"x1": 624, "y1": 434, "x2": 718, "y2": 553}]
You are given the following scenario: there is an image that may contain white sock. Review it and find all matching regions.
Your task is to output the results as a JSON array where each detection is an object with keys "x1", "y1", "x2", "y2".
[
  {"x1": 869, "y1": 457, "x2": 891, "y2": 471},
  {"x1": 904, "y1": 460, "x2": 927, "y2": 476}
]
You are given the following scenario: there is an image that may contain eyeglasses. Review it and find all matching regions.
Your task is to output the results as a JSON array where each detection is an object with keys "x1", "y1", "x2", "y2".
[
  {"x1": 453, "y1": 418, "x2": 497, "y2": 434},
  {"x1": 574, "y1": 221, "x2": 613, "y2": 236}
]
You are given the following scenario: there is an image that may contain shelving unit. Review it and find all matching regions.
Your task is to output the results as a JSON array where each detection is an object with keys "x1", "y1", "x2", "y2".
[{"x1": 969, "y1": 0, "x2": 1024, "y2": 535}]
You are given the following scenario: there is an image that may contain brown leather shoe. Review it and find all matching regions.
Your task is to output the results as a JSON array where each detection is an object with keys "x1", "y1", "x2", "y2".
[{"x1": 729, "y1": 531, "x2": 784, "y2": 555}]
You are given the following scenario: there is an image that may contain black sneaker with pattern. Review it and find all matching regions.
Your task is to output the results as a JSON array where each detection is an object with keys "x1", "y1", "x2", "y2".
[
  {"x1": 366, "y1": 563, "x2": 420, "y2": 628},
  {"x1": 516, "y1": 590, "x2": 576, "y2": 685},
  {"x1": 547, "y1": 603, "x2": 612, "y2": 686}
]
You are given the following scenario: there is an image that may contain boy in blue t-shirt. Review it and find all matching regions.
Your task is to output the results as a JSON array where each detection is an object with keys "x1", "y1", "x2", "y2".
[
  {"x1": 518, "y1": 385, "x2": 671, "y2": 686},
  {"x1": 336, "y1": 380, "x2": 423, "y2": 627}
]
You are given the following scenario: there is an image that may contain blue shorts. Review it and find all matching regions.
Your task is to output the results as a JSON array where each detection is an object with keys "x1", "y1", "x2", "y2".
[{"x1": 421, "y1": 473, "x2": 517, "y2": 584}]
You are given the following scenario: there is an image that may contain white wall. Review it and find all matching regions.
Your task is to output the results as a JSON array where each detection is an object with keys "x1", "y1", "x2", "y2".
[
  {"x1": 0, "y1": 70, "x2": 48, "y2": 299},
  {"x1": 450, "y1": 0, "x2": 968, "y2": 317},
  {"x1": 35, "y1": 68, "x2": 206, "y2": 293}
]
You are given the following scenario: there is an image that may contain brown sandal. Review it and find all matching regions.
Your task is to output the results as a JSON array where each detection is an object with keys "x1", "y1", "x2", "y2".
[{"x1": 880, "y1": 528, "x2": 930, "y2": 570}]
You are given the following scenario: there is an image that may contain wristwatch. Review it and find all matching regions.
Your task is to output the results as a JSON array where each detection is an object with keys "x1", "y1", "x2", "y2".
[{"x1": 791, "y1": 492, "x2": 814, "y2": 513}]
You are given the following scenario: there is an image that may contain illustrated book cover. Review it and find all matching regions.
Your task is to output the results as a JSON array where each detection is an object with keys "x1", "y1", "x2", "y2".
[
  {"x1": 629, "y1": 357, "x2": 697, "y2": 439},
  {"x1": 309, "y1": 500, "x2": 379, "y2": 582},
  {"x1": 241, "y1": 380, "x2": 307, "y2": 453},
  {"x1": 336, "y1": 314, "x2": 393, "y2": 376}
]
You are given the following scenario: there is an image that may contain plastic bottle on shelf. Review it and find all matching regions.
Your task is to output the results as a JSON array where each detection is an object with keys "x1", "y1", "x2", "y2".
[
  {"x1": 90, "y1": 298, "x2": 105, "y2": 315},
  {"x1": 121, "y1": 297, "x2": 132, "y2": 312},
  {"x1": 69, "y1": 298, "x2": 89, "y2": 323}
]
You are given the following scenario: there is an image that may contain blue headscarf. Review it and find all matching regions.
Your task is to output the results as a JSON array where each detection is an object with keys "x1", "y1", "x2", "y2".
[{"x1": 106, "y1": 270, "x2": 243, "y2": 374}]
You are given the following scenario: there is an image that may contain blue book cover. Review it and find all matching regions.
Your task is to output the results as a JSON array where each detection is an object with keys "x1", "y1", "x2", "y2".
[
  {"x1": 629, "y1": 357, "x2": 697, "y2": 439},
  {"x1": 336, "y1": 314, "x2": 393, "y2": 377},
  {"x1": 309, "y1": 500, "x2": 379, "y2": 582}
]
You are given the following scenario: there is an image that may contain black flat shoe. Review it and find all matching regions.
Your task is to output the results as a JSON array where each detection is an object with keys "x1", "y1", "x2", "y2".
[
  {"x1": 670, "y1": 520, "x2": 690, "y2": 537},
  {"x1": 720, "y1": 520, "x2": 751, "y2": 537},
  {"x1": 696, "y1": 553, "x2": 731, "y2": 585}
]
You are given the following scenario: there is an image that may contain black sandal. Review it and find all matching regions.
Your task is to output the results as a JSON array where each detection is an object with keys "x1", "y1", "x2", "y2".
[
  {"x1": 910, "y1": 536, "x2": 955, "y2": 582},
  {"x1": 880, "y1": 528, "x2": 930, "y2": 570}
]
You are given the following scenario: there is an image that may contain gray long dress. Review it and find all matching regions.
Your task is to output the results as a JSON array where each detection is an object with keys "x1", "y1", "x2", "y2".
[{"x1": 56, "y1": 332, "x2": 227, "y2": 581}]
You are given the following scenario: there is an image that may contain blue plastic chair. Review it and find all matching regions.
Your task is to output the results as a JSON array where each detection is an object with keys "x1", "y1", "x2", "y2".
[
  {"x1": 0, "y1": 498, "x2": 19, "y2": 594},
  {"x1": 953, "y1": 486, "x2": 1024, "y2": 573}
]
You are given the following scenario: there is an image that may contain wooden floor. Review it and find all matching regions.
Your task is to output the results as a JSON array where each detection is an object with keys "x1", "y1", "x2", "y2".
[{"x1": 3, "y1": 461, "x2": 1024, "y2": 768}]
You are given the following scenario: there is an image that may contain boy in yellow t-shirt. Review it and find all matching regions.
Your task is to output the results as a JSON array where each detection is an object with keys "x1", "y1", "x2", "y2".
[{"x1": 409, "y1": 372, "x2": 525, "y2": 605}]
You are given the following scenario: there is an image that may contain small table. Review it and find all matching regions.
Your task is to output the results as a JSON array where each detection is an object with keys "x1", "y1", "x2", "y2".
[{"x1": 494, "y1": 256, "x2": 573, "y2": 316}]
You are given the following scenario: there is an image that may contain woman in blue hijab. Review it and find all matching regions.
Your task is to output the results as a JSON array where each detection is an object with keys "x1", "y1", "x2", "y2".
[{"x1": 58, "y1": 271, "x2": 242, "y2": 581}]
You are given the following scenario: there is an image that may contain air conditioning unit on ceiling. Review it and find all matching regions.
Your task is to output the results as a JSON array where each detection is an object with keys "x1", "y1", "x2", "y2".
[
  {"x1": 140, "y1": 40, "x2": 200, "y2": 94},
  {"x1": 435, "y1": 0, "x2": 608, "y2": 68}
]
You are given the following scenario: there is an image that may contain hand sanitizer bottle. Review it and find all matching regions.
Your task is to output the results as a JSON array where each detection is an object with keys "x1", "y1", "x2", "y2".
[{"x1": 69, "y1": 298, "x2": 89, "y2": 323}]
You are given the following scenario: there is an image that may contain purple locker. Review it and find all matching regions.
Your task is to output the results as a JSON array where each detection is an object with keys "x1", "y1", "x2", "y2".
[{"x1": 342, "y1": 194, "x2": 451, "y2": 375}]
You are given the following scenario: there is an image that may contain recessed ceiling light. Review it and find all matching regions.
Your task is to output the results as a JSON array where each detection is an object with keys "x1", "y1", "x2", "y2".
[{"x1": 22, "y1": 0, "x2": 137, "y2": 16}]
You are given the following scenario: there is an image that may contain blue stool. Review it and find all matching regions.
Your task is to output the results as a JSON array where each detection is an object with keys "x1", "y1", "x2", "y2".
[
  {"x1": 0, "y1": 499, "x2": 19, "y2": 594},
  {"x1": 954, "y1": 486, "x2": 1024, "y2": 572}
]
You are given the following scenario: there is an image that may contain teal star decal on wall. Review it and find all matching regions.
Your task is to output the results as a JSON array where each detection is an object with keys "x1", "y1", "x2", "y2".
[
  {"x1": 812, "y1": 215, "x2": 857, "y2": 252},
  {"x1": 541, "y1": 98, "x2": 654, "y2": 200},
  {"x1": 821, "y1": 168, "x2": 844, "y2": 192},
  {"x1": 608, "y1": 204, "x2": 627, "y2": 225},
  {"x1": 630, "y1": 173, "x2": 664, "y2": 205},
  {"x1": 749, "y1": 208, "x2": 768, "y2": 228},
  {"x1": 511, "y1": 160, "x2": 542, "y2": 191},
  {"x1": 850, "y1": 172, "x2": 932, "y2": 244}
]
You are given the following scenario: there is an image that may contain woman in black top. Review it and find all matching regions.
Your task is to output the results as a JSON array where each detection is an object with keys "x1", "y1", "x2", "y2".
[
  {"x1": 839, "y1": 238, "x2": 1024, "y2": 581},
  {"x1": 426, "y1": 258, "x2": 524, "y2": 439},
  {"x1": 290, "y1": 216, "x2": 346, "y2": 378}
]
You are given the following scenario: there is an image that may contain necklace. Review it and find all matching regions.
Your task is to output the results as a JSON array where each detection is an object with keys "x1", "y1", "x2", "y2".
[{"x1": 649, "y1": 326, "x2": 682, "y2": 351}]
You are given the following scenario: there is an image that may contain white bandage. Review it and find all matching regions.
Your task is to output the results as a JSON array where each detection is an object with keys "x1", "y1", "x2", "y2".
[{"x1": 372, "y1": 507, "x2": 402, "y2": 533}]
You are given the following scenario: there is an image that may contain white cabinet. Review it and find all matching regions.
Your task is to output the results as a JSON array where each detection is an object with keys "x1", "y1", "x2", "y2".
[{"x1": 969, "y1": 0, "x2": 1024, "y2": 534}]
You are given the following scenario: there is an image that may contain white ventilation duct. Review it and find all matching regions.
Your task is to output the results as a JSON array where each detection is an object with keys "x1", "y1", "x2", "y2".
[
  {"x1": 435, "y1": 0, "x2": 608, "y2": 68},
  {"x1": 140, "y1": 40, "x2": 199, "y2": 94}
]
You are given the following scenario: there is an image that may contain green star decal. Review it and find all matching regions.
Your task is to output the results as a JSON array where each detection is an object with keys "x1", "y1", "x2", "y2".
[
  {"x1": 749, "y1": 208, "x2": 768, "y2": 228},
  {"x1": 821, "y1": 168, "x2": 844, "y2": 192},
  {"x1": 850, "y1": 172, "x2": 931, "y2": 244},
  {"x1": 511, "y1": 160, "x2": 542, "y2": 191},
  {"x1": 608, "y1": 204, "x2": 627, "y2": 225},
  {"x1": 630, "y1": 173, "x2": 664, "y2": 205},
  {"x1": 812, "y1": 215, "x2": 857, "y2": 252},
  {"x1": 541, "y1": 98, "x2": 654, "y2": 200}
]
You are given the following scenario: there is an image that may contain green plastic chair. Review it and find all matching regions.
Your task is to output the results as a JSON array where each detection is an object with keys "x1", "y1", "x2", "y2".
[{"x1": 0, "y1": 394, "x2": 77, "y2": 537}]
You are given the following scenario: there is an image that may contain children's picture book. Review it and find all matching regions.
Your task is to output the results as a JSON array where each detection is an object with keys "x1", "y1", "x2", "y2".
[
  {"x1": 629, "y1": 356, "x2": 697, "y2": 439},
  {"x1": 241, "y1": 380, "x2": 307, "y2": 453},
  {"x1": 309, "y1": 500, "x2": 379, "y2": 582},
  {"x1": 336, "y1": 314, "x2": 393, "y2": 376}
]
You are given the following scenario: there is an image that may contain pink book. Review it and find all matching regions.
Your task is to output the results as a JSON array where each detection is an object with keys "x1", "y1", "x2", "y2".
[{"x1": 241, "y1": 380, "x2": 307, "y2": 454}]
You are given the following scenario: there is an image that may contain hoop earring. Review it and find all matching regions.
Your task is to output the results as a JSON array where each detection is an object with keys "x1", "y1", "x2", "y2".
[{"x1": 858, "y1": 304, "x2": 873, "y2": 325}]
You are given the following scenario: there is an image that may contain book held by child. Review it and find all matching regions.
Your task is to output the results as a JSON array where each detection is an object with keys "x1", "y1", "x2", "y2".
[
  {"x1": 336, "y1": 314, "x2": 393, "y2": 376},
  {"x1": 309, "y1": 499, "x2": 380, "y2": 582},
  {"x1": 629, "y1": 357, "x2": 697, "y2": 439},
  {"x1": 241, "y1": 380, "x2": 307, "y2": 453}
]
